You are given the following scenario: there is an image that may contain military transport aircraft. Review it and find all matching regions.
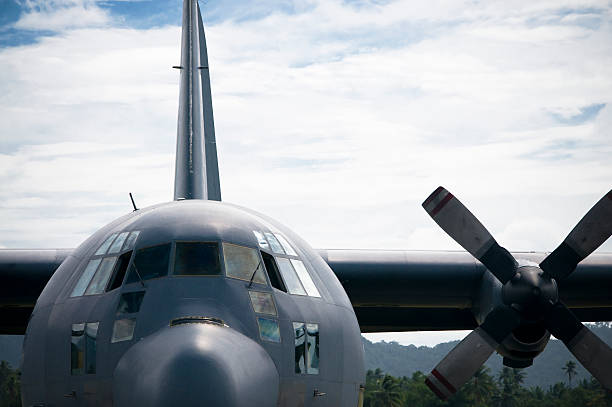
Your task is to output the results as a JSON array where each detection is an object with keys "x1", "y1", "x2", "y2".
[{"x1": 1, "y1": 1, "x2": 612, "y2": 406}]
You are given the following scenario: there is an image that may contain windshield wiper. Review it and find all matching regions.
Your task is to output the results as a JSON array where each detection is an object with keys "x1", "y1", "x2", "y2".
[
  {"x1": 248, "y1": 260, "x2": 263, "y2": 288},
  {"x1": 132, "y1": 263, "x2": 146, "y2": 288}
]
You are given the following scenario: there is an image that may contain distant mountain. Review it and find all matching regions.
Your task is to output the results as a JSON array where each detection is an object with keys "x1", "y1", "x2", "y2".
[
  {"x1": 0, "y1": 335, "x2": 22, "y2": 369},
  {"x1": 2, "y1": 323, "x2": 611, "y2": 389},
  {"x1": 363, "y1": 323, "x2": 612, "y2": 389}
]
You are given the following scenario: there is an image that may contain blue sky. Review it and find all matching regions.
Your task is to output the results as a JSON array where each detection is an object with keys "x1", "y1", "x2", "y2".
[{"x1": 0, "y1": 0, "x2": 611, "y2": 346}]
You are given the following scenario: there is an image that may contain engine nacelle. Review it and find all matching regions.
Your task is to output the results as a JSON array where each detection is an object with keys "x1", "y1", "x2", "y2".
[{"x1": 497, "y1": 322, "x2": 550, "y2": 367}]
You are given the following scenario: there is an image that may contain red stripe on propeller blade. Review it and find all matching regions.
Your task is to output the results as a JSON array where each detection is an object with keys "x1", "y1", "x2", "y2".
[
  {"x1": 425, "y1": 378, "x2": 448, "y2": 400},
  {"x1": 431, "y1": 369, "x2": 457, "y2": 394},
  {"x1": 431, "y1": 193, "x2": 454, "y2": 216},
  {"x1": 423, "y1": 186, "x2": 446, "y2": 208}
]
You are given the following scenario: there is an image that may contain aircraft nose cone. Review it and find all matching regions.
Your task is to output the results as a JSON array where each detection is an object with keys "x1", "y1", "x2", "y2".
[{"x1": 113, "y1": 323, "x2": 279, "y2": 407}]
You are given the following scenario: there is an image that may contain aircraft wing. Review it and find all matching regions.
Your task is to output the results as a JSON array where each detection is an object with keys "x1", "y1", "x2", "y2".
[
  {"x1": 319, "y1": 249, "x2": 612, "y2": 333},
  {"x1": 0, "y1": 249, "x2": 71, "y2": 334}
]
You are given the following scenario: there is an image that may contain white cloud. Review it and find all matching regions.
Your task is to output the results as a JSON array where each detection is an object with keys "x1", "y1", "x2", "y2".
[
  {"x1": 1, "y1": 0, "x2": 612, "y2": 344},
  {"x1": 14, "y1": 0, "x2": 111, "y2": 31}
]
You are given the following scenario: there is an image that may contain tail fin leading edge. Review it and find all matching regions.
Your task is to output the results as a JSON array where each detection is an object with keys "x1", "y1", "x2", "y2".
[{"x1": 174, "y1": 0, "x2": 221, "y2": 201}]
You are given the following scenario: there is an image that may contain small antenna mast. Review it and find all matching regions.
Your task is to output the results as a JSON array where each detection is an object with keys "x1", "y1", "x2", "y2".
[{"x1": 129, "y1": 193, "x2": 138, "y2": 211}]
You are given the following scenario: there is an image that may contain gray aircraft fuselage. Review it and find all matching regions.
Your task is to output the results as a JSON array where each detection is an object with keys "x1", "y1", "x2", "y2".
[{"x1": 21, "y1": 201, "x2": 365, "y2": 406}]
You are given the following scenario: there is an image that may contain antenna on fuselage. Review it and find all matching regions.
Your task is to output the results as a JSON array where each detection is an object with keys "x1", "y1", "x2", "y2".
[
  {"x1": 129, "y1": 192, "x2": 138, "y2": 211},
  {"x1": 173, "y1": 0, "x2": 221, "y2": 201}
]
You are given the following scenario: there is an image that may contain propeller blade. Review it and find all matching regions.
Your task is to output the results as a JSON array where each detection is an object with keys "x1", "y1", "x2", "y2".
[
  {"x1": 422, "y1": 187, "x2": 517, "y2": 283},
  {"x1": 425, "y1": 306, "x2": 521, "y2": 400},
  {"x1": 545, "y1": 303, "x2": 612, "y2": 390},
  {"x1": 540, "y1": 190, "x2": 612, "y2": 280}
]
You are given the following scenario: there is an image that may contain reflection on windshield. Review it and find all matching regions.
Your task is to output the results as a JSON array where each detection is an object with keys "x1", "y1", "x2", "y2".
[
  {"x1": 294, "y1": 322, "x2": 306, "y2": 374},
  {"x1": 223, "y1": 243, "x2": 265, "y2": 284},
  {"x1": 293, "y1": 322, "x2": 319, "y2": 375}
]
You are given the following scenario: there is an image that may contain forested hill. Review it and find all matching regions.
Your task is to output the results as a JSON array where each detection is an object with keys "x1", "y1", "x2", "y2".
[
  {"x1": 1, "y1": 323, "x2": 611, "y2": 389},
  {"x1": 363, "y1": 323, "x2": 612, "y2": 389},
  {"x1": 0, "y1": 336, "x2": 21, "y2": 369}
]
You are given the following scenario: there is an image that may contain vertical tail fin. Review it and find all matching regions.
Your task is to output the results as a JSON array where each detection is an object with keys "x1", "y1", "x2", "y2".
[{"x1": 174, "y1": 0, "x2": 221, "y2": 201}]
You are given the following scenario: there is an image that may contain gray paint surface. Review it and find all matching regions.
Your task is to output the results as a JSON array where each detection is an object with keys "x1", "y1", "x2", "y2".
[{"x1": 174, "y1": 0, "x2": 221, "y2": 201}]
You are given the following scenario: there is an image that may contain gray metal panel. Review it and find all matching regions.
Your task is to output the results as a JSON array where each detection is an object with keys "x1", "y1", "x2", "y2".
[
  {"x1": 113, "y1": 324, "x2": 278, "y2": 406},
  {"x1": 174, "y1": 0, "x2": 221, "y2": 201}
]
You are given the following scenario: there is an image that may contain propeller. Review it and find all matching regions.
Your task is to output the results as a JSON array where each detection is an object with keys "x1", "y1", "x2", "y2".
[{"x1": 422, "y1": 187, "x2": 612, "y2": 400}]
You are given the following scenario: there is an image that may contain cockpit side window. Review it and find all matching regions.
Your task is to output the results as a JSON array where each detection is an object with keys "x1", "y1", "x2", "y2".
[
  {"x1": 125, "y1": 243, "x2": 171, "y2": 283},
  {"x1": 95, "y1": 233, "x2": 117, "y2": 256},
  {"x1": 290, "y1": 259, "x2": 321, "y2": 298},
  {"x1": 108, "y1": 232, "x2": 129, "y2": 254},
  {"x1": 276, "y1": 258, "x2": 307, "y2": 296},
  {"x1": 261, "y1": 251, "x2": 286, "y2": 292},
  {"x1": 70, "y1": 230, "x2": 141, "y2": 297},
  {"x1": 107, "y1": 251, "x2": 133, "y2": 291},
  {"x1": 223, "y1": 243, "x2": 266, "y2": 284},
  {"x1": 264, "y1": 232, "x2": 285, "y2": 254},
  {"x1": 254, "y1": 231, "x2": 322, "y2": 298},
  {"x1": 71, "y1": 259, "x2": 101, "y2": 297},
  {"x1": 84, "y1": 257, "x2": 117, "y2": 295},
  {"x1": 173, "y1": 242, "x2": 221, "y2": 276}
]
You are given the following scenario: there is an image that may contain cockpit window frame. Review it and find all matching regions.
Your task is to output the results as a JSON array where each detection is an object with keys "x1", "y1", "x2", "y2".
[
  {"x1": 171, "y1": 240, "x2": 223, "y2": 277},
  {"x1": 254, "y1": 230, "x2": 323, "y2": 300},
  {"x1": 222, "y1": 242, "x2": 267, "y2": 285}
]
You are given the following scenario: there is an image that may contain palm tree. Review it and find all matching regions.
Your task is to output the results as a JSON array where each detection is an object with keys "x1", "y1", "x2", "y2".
[
  {"x1": 512, "y1": 368, "x2": 525, "y2": 388},
  {"x1": 464, "y1": 366, "x2": 496, "y2": 406},
  {"x1": 496, "y1": 367, "x2": 525, "y2": 407},
  {"x1": 563, "y1": 360, "x2": 577, "y2": 388},
  {"x1": 369, "y1": 374, "x2": 403, "y2": 407}
]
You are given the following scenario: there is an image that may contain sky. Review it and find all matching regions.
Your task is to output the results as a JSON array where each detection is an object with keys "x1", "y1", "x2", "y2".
[{"x1": 0, "y1": 0, "x2": 611, "y2": 347}]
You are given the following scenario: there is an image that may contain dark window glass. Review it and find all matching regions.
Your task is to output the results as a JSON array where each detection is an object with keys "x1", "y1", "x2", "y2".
[
  {"x1": 261, "y1": 252, "x2": 286, "y2": 292},
  {"x1": 71, "y1": 322, "x2": 98, "y2": 375},
  {"x1": 293, "y1": 322, "x2": 306, "y2": 374},
  {"x1": 116, "y1": 291, "x2": 145, "y2": 315},
  {"x1": 107, "y1": 251, "x2": 133, "y2": 291},
  {"x1": 85, "y1": 322, "x2": 99, "y2": 374},
  {"x1": 125, "y1": 243, "x2": 171, "y2": 284},
  {"x1": 174, "y1": 242, "x2": 221, "y2": 276},
  {"x1": 71, "y1": 323, "x2": 85, "y2": 375}
]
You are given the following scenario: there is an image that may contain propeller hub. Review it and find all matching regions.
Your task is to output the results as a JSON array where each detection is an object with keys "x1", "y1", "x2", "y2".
[{"x1": 502, "y1": 266, "x2": 558, "y2": 320}]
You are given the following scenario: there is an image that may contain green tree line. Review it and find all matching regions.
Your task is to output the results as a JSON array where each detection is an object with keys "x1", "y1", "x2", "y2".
[
  {"x1": 365, "y1": 364, "x2": 612, "y2": 407},
  {"x1": 0, "y1": 361, "x2": 20, "y2": 407},
  {"x1": 1, "y1": 359, "x2": 610, "y2": 406}
]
